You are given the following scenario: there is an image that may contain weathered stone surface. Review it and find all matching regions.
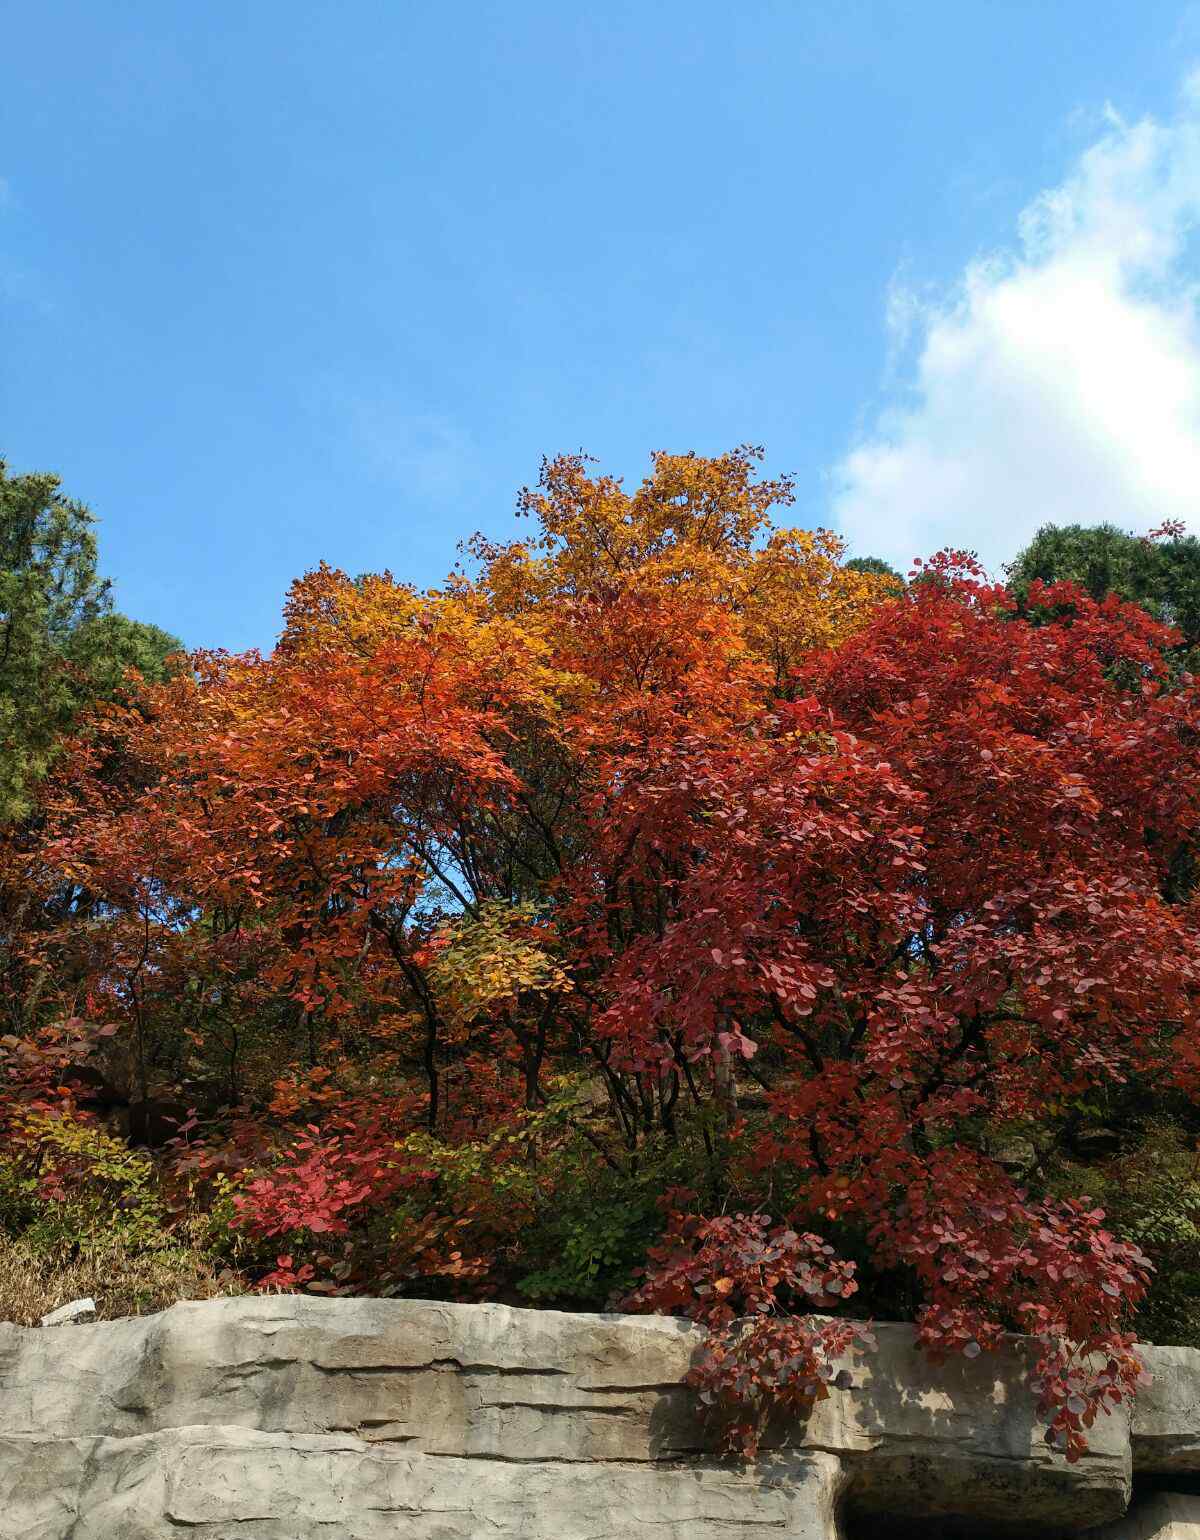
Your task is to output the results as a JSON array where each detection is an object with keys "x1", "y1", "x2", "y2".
[
  {"x1": 0, "y1": 1430, "x2": 845, "y2": 1540},
  {"x1": 38, "y1": 1296, "x2": 95, "y2": 1327},
  {"x1": 0, "y1": 1295, "x2": 708, "y2": 1461},
  {"x1": 0, "y1": 1296, "x2": 1148, "y2": 1537},
  {"x1": 1135, "y1": 1344, "x2": 1200, "y2": 1472},
  {"x1": 1091, "y1": 1491, "x2": 1200, "y2": 1539},
  {"x1": 808, "y1": 1321, "x2": 1130, "y2": 1529}
]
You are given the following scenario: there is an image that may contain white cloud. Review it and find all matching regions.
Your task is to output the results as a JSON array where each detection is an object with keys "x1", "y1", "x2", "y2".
[{"x1": 831, "y1": 74, "x2": 1200, "y2": 574}]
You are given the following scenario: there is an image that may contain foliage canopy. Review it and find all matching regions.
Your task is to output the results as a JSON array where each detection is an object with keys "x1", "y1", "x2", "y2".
[
  {"x1": 0, "y1": 460, "x2": 179, "y2": 821},
  {"x1": 1009, "y1": 518, "x2": 1200, "y2": 647},
  {"x1": 4, "y1": 454, "x2": 1200, "y2": 1461}
]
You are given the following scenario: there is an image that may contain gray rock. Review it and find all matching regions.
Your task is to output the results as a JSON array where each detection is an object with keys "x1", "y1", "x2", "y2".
[
  {"x1": 804, "y1": 1320, "x2": 1129, "y2": 1530},
  {"x1": 0, "y1": 1295, "x2": 709, "y2": 1461},
  {"x1": 0, "y1": 1430, "x2": 845, "y2": 1540},
  {"x1": 38, "y1": 1297, "x2": 95, "y2": 1327},
  {"x1": 1134, "y1": 1343, "x2": 1200, "y2": 1472},
  {"x1": 1069, "y1": 1126, "x2": 1123, "y2": 1159},
  {"x1": 1089, "y1": 1490, "x2": 1200, "y2": 1538},
  {"x1": 0, "y1": 1297, "x2": 1148, "y2": 1537},
  {"x1": 991, "y1": 1136, "x2": 1038, "y2": 1172}
]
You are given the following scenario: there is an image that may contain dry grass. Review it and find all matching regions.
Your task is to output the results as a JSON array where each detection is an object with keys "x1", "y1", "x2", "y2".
[{"x1": 0, "y1": 1232, "x2": 246, "y2": 1326}]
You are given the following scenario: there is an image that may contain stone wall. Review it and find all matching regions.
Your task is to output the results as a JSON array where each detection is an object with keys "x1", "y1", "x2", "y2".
[{"x1": 2, "y1": 1295, "x2": 1199, "y2": 1537}]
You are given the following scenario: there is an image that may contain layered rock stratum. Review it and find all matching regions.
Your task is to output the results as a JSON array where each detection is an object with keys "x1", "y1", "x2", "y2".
[{"x1": 2, "y1": 1295, "x2": 1200, "y2": 1537}]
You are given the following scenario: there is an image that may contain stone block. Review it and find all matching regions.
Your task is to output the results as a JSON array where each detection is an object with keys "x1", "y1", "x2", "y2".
[
  {"x1": 1134, "y1": 1345, "x2": 1200, "y2": 1473},
  {"x1": 38, "y1": 1297, "x2": 96, "y2": 1328},
  {"x1": 1089, "y1": 1490, "x2": 1200, "y2": 1539},
  {"x1": 0, "y1": 1429, "x2": 845, "y2": 1540},
  {"x1": 0, "y1": 1297, "x2": 1151, "y2": 1536}
]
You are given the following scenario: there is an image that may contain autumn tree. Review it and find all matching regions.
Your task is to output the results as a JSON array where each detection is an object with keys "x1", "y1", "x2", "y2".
[
  {"x1": 6, "y1": 449, "x2": 1200, "y2": 1460},
  {"x1": 20, "y1": 449, "x2": 882, "y2": 1104},
  {"x1": 620, "y1": 557, "x2": 1200, "y2": 1452}
]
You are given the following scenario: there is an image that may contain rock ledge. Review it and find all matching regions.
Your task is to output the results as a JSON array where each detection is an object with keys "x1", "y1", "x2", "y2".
[{"x1": 1, "y1": 1296, "x2": 1198, "y2": 1538}]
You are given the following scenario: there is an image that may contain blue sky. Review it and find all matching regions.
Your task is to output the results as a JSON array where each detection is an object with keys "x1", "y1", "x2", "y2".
[{"x1": 4, "y1": 1, "x2": 1200, "y2": 651}]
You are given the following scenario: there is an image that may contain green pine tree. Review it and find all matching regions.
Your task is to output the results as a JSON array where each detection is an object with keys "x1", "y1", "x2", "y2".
[
  {"x1": 1008, "y1": 521, "x2": 1200, "y2": 646},
  {"x1": 0, "y1": 459, "x2": 180, "y2": 821}
]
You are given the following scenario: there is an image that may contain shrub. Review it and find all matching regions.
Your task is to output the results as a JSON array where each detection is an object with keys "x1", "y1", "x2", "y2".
[{"x1": 0, "y1": 1227, "x2": 241, "y2": 1326}]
